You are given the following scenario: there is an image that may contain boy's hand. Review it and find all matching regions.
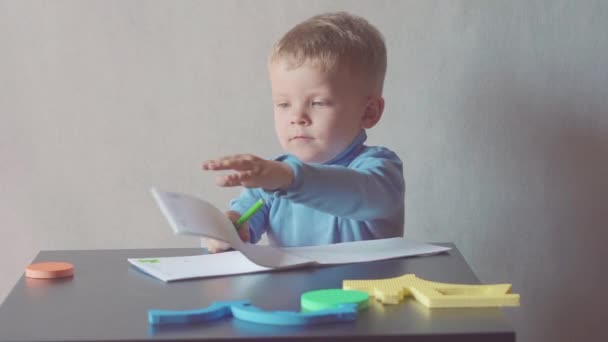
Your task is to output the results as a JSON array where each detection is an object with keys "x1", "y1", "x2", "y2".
[
  {"x1": 202, "y1": 154, "x2": 294, "y2": 191},
  {"x1": 202, "y1": 211, "x2": 249, "y2": 253}
]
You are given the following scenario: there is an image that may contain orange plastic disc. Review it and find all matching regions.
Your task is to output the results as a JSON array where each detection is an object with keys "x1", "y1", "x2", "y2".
[{"x1": 25, "y1": 262, "x2": 74, "y2": 279}]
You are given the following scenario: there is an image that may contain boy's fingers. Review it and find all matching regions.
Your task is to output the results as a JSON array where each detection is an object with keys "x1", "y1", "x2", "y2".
[
  {"x1": 203, "y1": 155, "x2": 259, "y2": 171},
  {"x1": 237, "y1": 224, "x2": 249, "y2": 242},
  {"x1": 204, "y1": 238, "x2": 231, "y2": 253},
  {"x1": 226, "y1": 211, "x2": 241, "y2": 222},
  {"x1": 224, "y1": 212, "x2": 249, "y2": 242},
  {"x1": 239, "y1": 170, "x2": 255, "y2": 180},
  {"x1": 216, "y1": 171, "x2": 261, "y2": 187},
  {"x1": 216, "y1": 174, "x2": 243, "y2": 187}
]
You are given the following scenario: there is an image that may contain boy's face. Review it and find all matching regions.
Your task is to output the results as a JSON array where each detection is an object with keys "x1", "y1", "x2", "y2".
[{"x1": 270, "y1": 60, "x2": 375, "y2": 164}]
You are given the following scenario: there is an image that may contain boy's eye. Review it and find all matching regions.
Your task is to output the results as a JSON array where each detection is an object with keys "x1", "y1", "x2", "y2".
[
  {"x1": 276, "y1": 103, "x2": 290, "y2": 108},
  {"x1": 311, "y1": 101, "x2": 326, "y2": 106}
]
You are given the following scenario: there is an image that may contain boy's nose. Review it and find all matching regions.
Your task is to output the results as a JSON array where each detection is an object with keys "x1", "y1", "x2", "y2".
[
  {"x1": 290, "y1": 110, "x2": 311, "y2": 126},
  {"x1": 291, "y1": 117, "x2": 310, "y2": 125}
]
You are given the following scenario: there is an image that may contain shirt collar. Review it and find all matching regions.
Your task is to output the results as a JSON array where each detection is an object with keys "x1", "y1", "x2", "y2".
[
  {"x1": 323, "y1": 129, "x2": 367, "y2": 166},
  {"x1": 276, "y1": 129, "x2": 367, "y2": 166}
]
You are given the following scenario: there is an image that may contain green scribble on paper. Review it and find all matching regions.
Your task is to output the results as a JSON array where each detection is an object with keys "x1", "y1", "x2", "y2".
[{"x1": 138, "y1": 259, "x2": 160, "y2": 263}]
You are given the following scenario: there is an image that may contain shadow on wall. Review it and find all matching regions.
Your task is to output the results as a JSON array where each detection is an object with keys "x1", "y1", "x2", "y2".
[
  {"x1": 524, "y1": 113, "x2": 607, "y2": 342},
  {"x1": 461, "y1": 73, "x2": 608, "y2": 342}
]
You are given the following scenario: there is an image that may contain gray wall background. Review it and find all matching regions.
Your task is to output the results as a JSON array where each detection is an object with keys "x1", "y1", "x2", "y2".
[{"x1": 1, "y1": 1, "x2": 607, "y2": 341}]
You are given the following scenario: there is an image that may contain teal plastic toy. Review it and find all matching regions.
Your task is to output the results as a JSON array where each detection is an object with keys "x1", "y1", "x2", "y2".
[
  {"x1": 148, "y1": 300, "x2": 248, "y2": 325},
  {"x1": 231, "y1": 303, "x2": 357, "y2": 325},
  {"x1": 148, "y1": 300, "x2": 358, "y2": 326}
]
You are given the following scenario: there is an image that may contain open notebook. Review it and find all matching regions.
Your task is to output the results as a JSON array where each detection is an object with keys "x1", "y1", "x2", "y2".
[{"x1": 128, "y1": 188, "x2": 450, "y2": 282}]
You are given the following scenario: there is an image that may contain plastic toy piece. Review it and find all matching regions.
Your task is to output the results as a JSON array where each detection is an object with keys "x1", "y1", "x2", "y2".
[
  {"x1": 231, "y1": 302, "x2": 358, "y2": 325},
  {"x1": 25, "y1": 262, "x2": 74, "y2": 279},
  {"x1": 301, "y1": 289, "x2": 369, "y2": 312},
  {"x1": 343, "y1": 274, "x2": 520, "y2": 308},
  {"x1": 148, "y1": 300, "x2": 249, "y2": 325},
  {"x1": 149, "y1": 300, "x2": 357, "y2": 326}
]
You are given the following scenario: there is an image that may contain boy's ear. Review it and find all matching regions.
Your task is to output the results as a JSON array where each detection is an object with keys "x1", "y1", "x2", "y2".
[{"x1": 361, "y1": 96, "x2": 384, "y2": 129}]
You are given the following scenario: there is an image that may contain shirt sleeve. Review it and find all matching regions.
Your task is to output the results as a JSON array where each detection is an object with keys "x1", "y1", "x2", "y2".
[
  {"x1": 229, "y1": 188, "x2": 269, "y2": 244},
  {"x1": 271, "y1": 148, "x2": 405, "y2": 221}
]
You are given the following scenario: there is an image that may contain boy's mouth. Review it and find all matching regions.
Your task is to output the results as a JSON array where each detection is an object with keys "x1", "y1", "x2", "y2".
[{"x1": 289, "y1": 136, "x2": 314, "y2": 142}]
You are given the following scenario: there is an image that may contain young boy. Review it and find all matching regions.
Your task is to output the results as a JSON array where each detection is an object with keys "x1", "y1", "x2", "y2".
[{"x1": 202, "y1": 12, "x2": 404, "y2": 253}]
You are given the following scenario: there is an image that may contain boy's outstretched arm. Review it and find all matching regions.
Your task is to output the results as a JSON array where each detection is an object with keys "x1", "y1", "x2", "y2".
[
  {"x1": 203, "y1": 154, "x2": 294, "y2": 190},
  {"x1": 277, "y1": 149, "x2": 404, "y2": 220},
  {"x1": 202, "y1": 149, "x2": 404, "y2": 221}
]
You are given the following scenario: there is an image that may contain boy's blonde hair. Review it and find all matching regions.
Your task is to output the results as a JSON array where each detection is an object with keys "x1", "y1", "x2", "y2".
[{"x1": 270, "y1": 12, "x2": 387, "y2": 94}]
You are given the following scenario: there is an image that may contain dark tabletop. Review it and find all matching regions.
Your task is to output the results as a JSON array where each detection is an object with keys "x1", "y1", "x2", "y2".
[{"x1": 0, "y1": 244, "x2": 515, "y2": 342}]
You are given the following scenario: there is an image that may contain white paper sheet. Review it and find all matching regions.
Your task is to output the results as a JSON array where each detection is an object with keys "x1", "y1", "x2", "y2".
[
  {"x1": 133, "y1": 188, "x2": 451, "y2": 281},
  {"x1": 286, "y1": 237, "x2": 449, "y2": 264},
  {"x1": 129, "y1": 252, "x2": 272, "y2": 282},
  {"x1": 128, "y1": 238, "x2": 450, "y2": 282},
  {"x1": 150, "y1": 188, "x2": 314, "y2": 268}
]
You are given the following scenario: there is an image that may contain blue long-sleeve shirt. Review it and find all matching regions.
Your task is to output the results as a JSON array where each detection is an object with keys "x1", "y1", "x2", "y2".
[{"x1": 229, "y1": 130, "x2": 405, "y2": 247}]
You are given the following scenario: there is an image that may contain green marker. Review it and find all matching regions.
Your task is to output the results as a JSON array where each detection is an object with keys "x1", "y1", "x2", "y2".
[{"x1": 235, "y1": 199, "x2": 264, "y2": 228}]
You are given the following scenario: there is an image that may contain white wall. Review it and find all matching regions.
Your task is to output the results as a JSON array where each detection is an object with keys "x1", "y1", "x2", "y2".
[{"x1": 1, "y1": 1, "x2": 607, "y2": 341}]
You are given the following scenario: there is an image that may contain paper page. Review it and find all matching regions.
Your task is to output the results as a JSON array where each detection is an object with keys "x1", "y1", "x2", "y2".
[
  {"x1": 150, "y1": 188, "x2": 314, "y2": 268},
  {"x1": 128, "y1": 252, "x2": 272, "y2": 282},
  {"x1": 151, "y1": 188, "x2": 241, "y2": 245},
  {"x1": 128, "y1": 238, "x2": 450, "y2": 282},
  {"x1": 149, "y1": 188, "x2": 450, "y2": 271},
  {"x1": 286, "y1": 237, "x2": 450, "y2": 264},
  {"x1": 237, "y1": 243, "x2": 316, "y2": 268}
]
